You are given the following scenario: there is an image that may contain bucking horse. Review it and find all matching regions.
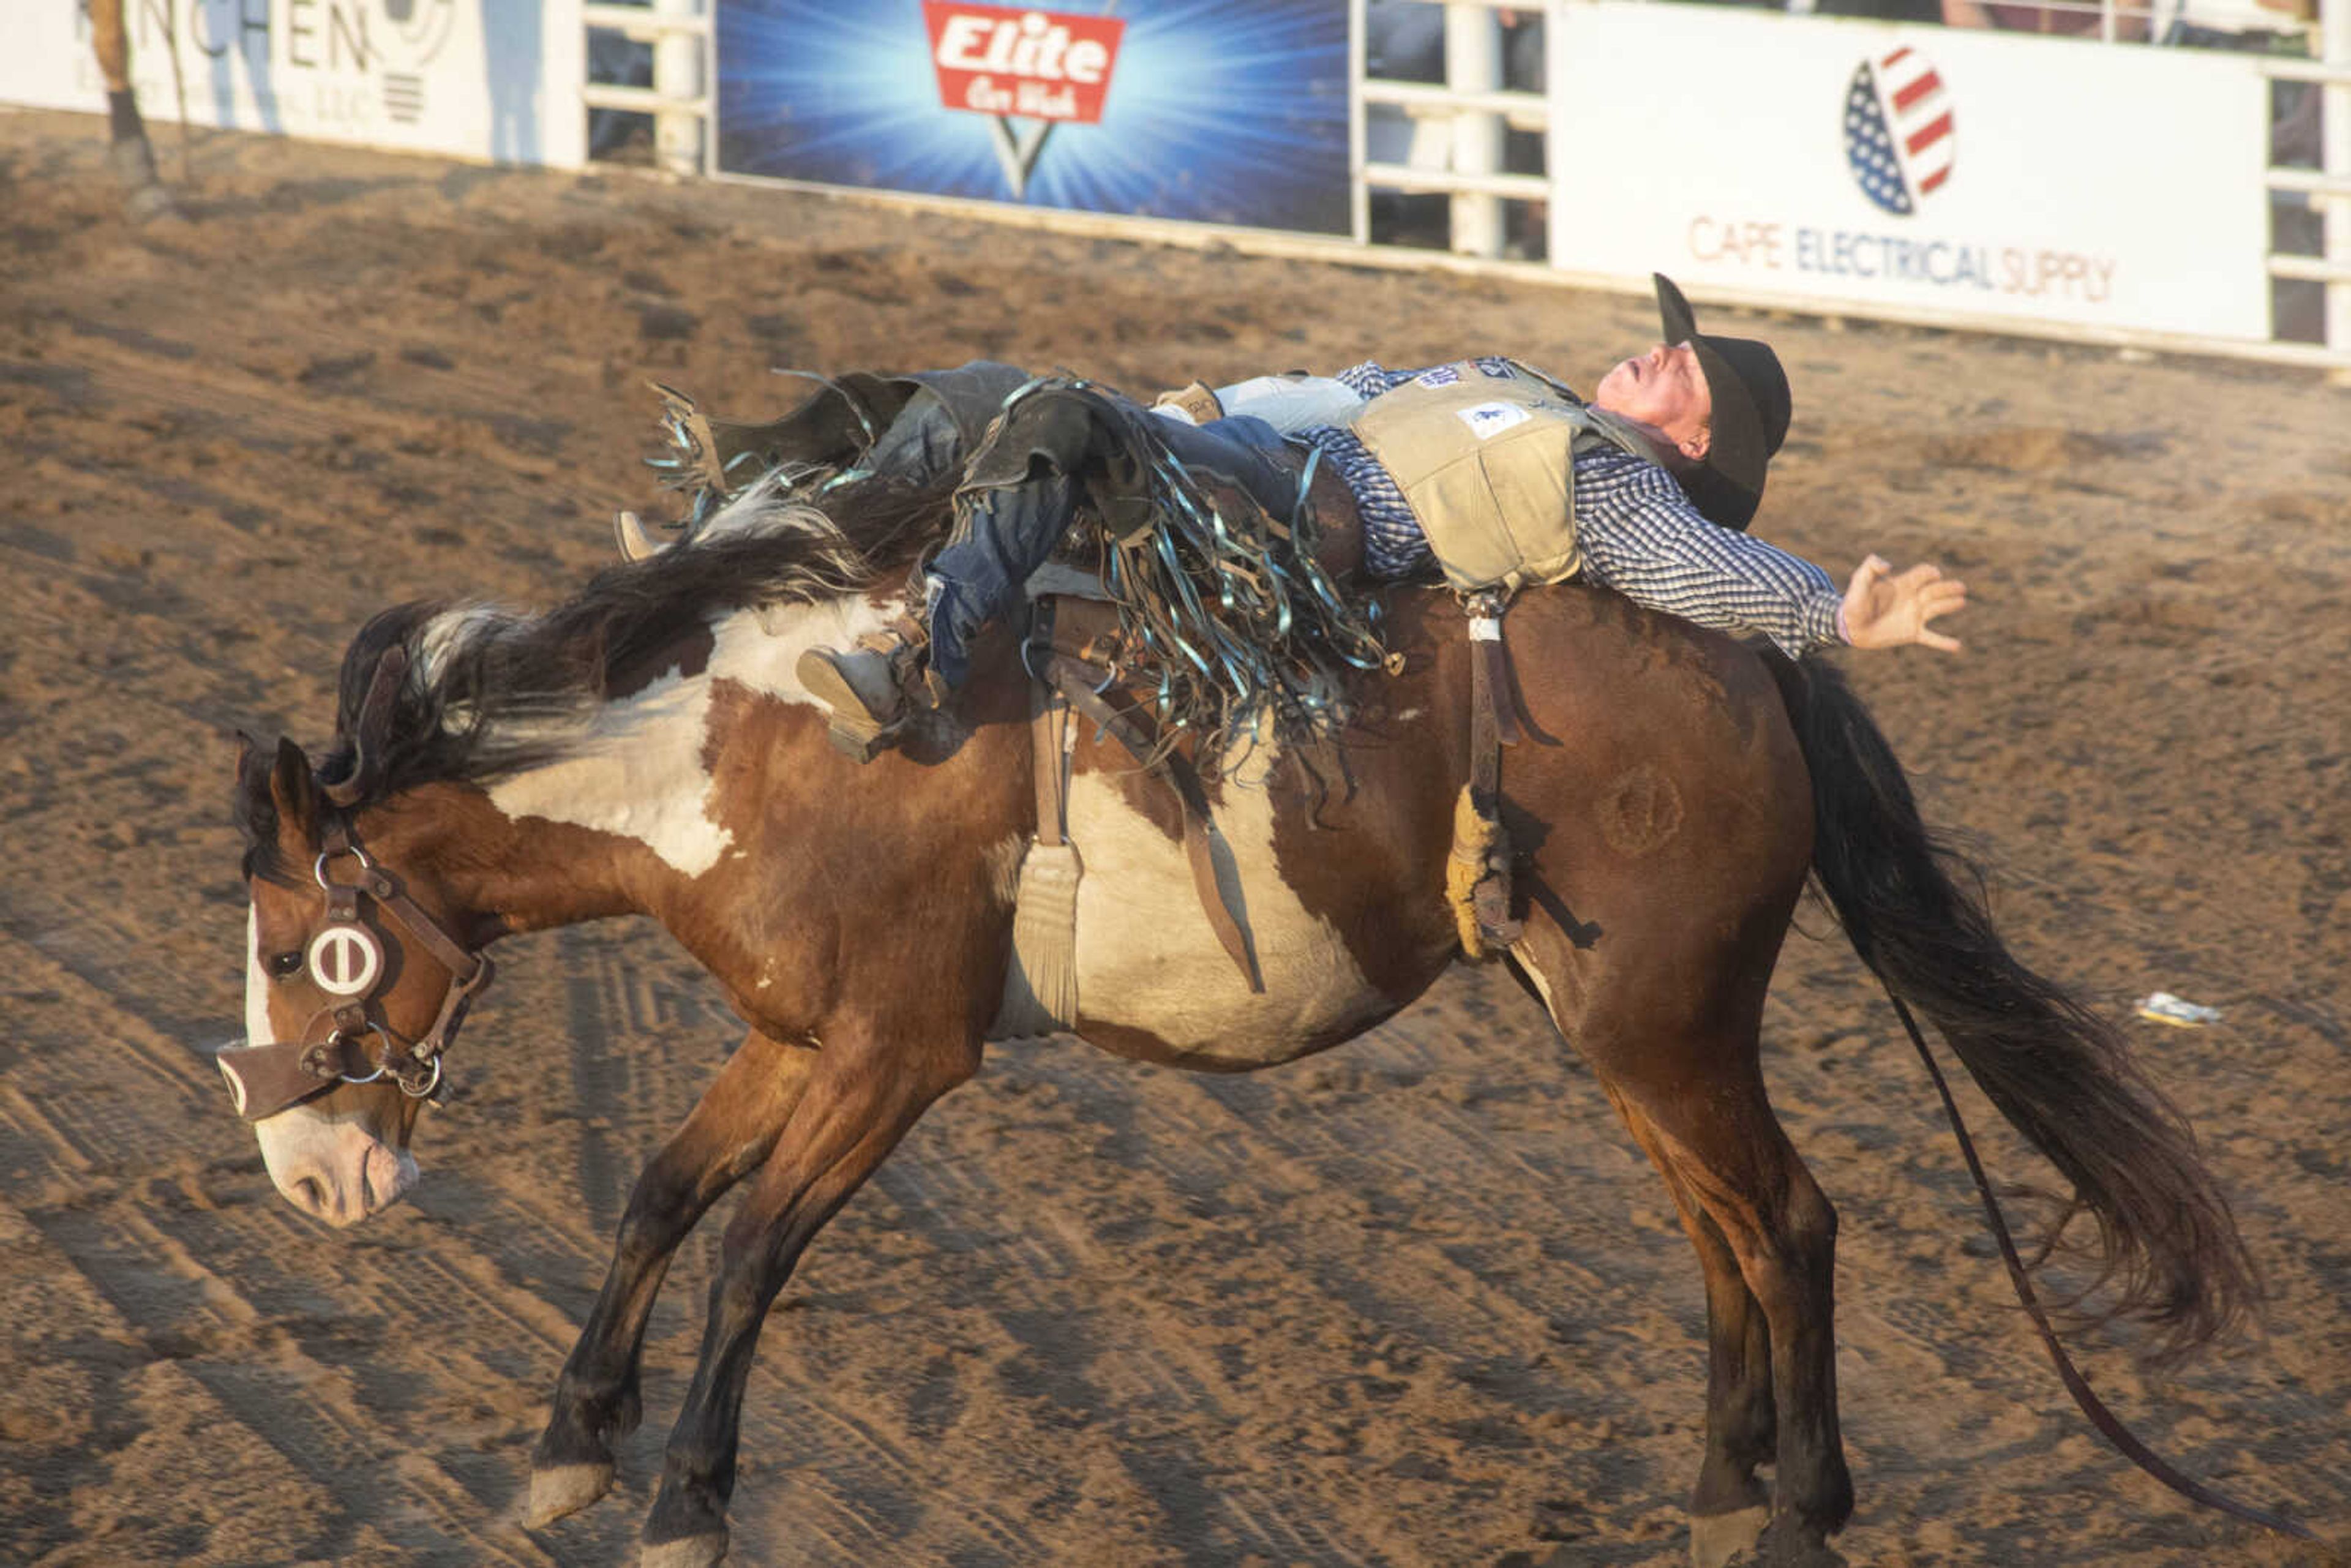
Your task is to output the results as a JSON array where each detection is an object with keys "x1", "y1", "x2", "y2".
[{"x1": 220, "y1": 372, "x2": 2293, "y2": 1567}]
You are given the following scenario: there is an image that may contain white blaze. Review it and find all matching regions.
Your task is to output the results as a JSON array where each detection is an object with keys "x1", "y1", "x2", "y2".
[{"x1": 244, "y1": 906, "x2": 272, "y2": 1049}]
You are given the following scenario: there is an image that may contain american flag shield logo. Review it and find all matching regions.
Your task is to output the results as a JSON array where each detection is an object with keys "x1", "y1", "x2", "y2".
[{"x1": 1843, "y1": 48, "x2": 1956, "y2": 216}]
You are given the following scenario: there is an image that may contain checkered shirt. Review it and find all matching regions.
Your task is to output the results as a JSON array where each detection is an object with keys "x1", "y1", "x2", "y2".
[{"x1": 1299, "y1": 360, "x2": 1846, "y2": 658}]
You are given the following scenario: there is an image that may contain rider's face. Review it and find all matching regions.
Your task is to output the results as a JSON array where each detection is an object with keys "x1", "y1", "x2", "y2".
[{"x1": 1592, "y1": 341, "x2": 1713, "y2": 460}]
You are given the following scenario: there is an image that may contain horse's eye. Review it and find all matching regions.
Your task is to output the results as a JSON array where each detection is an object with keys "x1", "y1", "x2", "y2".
[{"x1": 271, "y1": 950, "x2": 305, "y2": 978}]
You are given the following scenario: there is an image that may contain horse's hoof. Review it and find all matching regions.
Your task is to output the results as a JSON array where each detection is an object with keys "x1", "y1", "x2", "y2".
[
  {"x1": 125, "y1": 183, "x2": 181, "y2": 224},
  {"x1": 526, "y1": 1461, "x2": 615, "y2": 1528},
  {"x1": 639, "y1": 1529, "x2": 729, "y2": 1568},
  {"x1": 1689, "y1": 1504, "x2": 1770, "y2": 1568},
  {"x1": 1752, "y1": 1517, "x2": 1847, "y2": 1568}
]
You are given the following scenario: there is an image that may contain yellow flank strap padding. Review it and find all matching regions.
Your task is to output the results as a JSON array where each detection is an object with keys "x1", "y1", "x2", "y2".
[{"x1": 1446, "y1": 785, "x2": 1503, "y2": 960}]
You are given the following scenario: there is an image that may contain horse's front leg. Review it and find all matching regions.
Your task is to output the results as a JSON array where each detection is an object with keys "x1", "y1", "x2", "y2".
[
  {"x1": 640, "y1": 1022, "x2": 979, "y2": 1568},
  {"x1": 529, "y1": 1029, "x2": 817, "y2": 1528}
]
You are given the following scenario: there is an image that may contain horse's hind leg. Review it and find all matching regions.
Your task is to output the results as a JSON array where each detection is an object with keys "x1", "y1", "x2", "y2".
[
  {"x1": 1618, "y1": 1078, "x2": 1851, "y2": 1565},
  {"x1": 640, "y1": 1025, "x2": 978, "y2": 1568},
  {"x1": 530, "y1": 1029, "x2": 816, "y2": 1528},
  {"x1": 1517, "y1": 930, "x2": 1848, "y2": 1566},
  {"x1": 1613, "y1": 1095, "x2": 1780, "y2": 1568}
]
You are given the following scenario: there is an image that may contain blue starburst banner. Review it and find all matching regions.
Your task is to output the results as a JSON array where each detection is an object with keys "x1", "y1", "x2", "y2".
[{"x1": 718, "y1": 0, "x2": 1352, "y2": 235}]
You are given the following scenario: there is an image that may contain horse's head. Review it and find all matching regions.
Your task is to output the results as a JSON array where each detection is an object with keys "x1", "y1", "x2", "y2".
[{"x1": 222, "y1": 649, "x2": 494, "y2": 1227}]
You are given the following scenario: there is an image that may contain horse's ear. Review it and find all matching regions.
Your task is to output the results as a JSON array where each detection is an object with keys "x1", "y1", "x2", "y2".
[
  {"x1": 231, "y1": 730, "x2": 272, "y2": 828},
  {"x1": 323, "y1": 645, "x2": 409, "y2": 808},
  {"x1": 269, "y1": 735, "x2": 323, "y2": 844}
]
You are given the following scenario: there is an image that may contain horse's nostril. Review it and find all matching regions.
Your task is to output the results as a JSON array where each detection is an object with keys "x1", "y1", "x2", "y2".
[{"x1": 295, "y1": 1176, "x2": 327, "y2": 1214}]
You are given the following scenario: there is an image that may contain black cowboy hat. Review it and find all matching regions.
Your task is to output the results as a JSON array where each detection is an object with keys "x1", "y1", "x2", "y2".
[{"x1": 1653, "y1": 273, "x2": 1791, "y2": 531}]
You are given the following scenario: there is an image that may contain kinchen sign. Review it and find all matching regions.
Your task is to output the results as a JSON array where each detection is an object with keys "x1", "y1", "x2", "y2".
[{"x1": 923, "y1": 2, "x2": 1125, "y2": 124}]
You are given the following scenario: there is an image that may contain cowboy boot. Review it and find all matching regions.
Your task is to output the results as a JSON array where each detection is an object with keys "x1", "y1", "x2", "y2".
[{"x1": 793, "y1": 619, "x2": 942, "y2": 762}]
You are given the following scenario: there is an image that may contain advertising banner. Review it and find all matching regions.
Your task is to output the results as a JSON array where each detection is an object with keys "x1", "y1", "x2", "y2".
[
  {"x1": 1546, "y1": 5, "x2": 2272, "y2": 340},
  {"x1": 718, "y1": 0, "x2": 1352, "y2": 236},
  {"x1": 1, "y1": 0, "x2": 583, "y2": 169}
]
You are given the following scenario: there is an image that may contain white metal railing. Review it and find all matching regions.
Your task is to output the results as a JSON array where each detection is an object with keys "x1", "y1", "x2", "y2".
[
  {"x1": 582, "y1": 0, "x2": 713, "y2": 177},
  {"x1": 2284, "y1": 0, "x2": 2351, "y2": 350},
  {"x1": 1353, "y1": 0, "x2": 1553, "y2": 255}
]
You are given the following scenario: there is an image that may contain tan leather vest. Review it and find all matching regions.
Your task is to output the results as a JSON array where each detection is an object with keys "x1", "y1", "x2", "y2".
[{"x1": 1343, "y1": 360, "x2": 1657, "y2": 592}]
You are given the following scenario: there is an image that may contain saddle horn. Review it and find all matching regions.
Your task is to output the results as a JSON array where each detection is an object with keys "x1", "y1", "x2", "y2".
[{"x1": 323, "y1": 645, "x2": 410, "y2": 808}]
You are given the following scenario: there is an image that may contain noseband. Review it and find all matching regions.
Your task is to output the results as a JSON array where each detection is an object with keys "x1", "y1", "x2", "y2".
[{"x1": 217, "y1": 819, "x2": 495, "y2": 1122}]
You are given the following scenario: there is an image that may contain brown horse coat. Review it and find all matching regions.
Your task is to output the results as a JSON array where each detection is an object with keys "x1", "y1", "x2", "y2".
[{"x1": 230, "y1": 492, "x2": 2249, "y2": 1568}]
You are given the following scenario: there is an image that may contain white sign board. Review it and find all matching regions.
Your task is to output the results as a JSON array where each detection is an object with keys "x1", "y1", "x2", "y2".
[
  {"x1": 1, "y1": 0, "x2": 583, "y2": 169},
  {"x1": 1546, "y1": 5, "x2": 2272, "y2": 341}
]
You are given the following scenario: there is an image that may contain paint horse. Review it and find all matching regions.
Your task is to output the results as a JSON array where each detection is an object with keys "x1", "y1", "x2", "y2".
[{"x1": 224, "y1": 472, "x2": 2252, "y2": 1568}]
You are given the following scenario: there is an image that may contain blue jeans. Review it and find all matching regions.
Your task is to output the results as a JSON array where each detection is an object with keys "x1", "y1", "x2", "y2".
[{"x1": 926, "y1": 412, "x2": 1299, "y2": 688}]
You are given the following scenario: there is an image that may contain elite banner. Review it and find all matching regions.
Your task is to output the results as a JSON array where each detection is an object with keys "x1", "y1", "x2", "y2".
[{"x1": 718, "y1": 0, "x2": 1352, "y2": 236}]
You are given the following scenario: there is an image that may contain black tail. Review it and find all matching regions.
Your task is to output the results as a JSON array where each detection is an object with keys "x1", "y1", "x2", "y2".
[{"x1": 1767, "y1": 656, "x2": 2255, "y2": 1359}]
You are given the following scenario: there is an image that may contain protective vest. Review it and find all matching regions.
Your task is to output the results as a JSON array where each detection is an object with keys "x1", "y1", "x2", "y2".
[{"x1": 1342, "y1": 360, "x2": 1670, "y2": 592}]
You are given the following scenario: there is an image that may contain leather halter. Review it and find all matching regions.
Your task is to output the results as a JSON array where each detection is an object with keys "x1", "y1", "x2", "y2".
[{"x1": 216, "y1": 819, "x2": 495, "y2": 1122}]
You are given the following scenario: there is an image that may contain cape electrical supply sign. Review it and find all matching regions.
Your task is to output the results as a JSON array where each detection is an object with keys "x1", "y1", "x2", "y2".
[
  {"x1": 1545, "y1": 5, "x2": 2272, "y2": 341},
  {"x1": 718, "y1": 0, "x2": 1351, "y2": 236}
]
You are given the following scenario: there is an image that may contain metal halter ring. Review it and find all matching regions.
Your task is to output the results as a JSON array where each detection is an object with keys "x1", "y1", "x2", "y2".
[
  {"x1": 396, "y1": 1056, "x2": 444, "y2": 1099},
  {"x1": 318, "y1": 1021, "x2": 392, "y2": 1086},
  {"x1": 313, "y1": 842, "x2": 376, "y2": 889}
]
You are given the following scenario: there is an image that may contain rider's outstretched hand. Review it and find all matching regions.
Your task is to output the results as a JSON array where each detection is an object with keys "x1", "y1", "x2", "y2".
[{"x1": 1841, "y1": 555, "x2": 1968, "y2": 652}]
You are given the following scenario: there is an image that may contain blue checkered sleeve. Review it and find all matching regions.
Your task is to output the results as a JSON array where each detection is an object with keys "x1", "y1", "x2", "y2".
[
  {"x1": 1305, "y1": 364, "x2": 1845, "y2": 656},
  {"x1": 1574, "y1": 451, "x2": 1846, "y2": 657},
  {"x1": 1331, "y1": 358, "x2": 1522, "y2": 398},
  {"x1": 1306, "y1": 360, "x2": 1530, "y2": 578}
]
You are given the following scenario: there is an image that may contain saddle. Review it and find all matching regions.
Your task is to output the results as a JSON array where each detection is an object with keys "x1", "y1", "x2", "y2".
[{"x1": 994, "y1": 568, "x2": 1521, "y2": 1046}]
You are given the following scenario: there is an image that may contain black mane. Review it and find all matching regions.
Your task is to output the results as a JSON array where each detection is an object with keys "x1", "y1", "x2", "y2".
[{"x1": 314, "y1": 474, "x2": 947, "y2": 808}]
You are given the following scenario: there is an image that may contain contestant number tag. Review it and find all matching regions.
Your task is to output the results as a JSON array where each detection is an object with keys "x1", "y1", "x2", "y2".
[
  {"x1": 308, "y1": 925, "x2": 384, "y2": 997},
  {"x1": 1458, "y1": 401, "x2": 1531, "y2": 440}
]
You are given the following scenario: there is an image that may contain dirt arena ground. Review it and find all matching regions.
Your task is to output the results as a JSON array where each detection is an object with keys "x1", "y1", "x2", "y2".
[{"x1": 2, "y1": 107, "x2": 2347, "y2": 1568}]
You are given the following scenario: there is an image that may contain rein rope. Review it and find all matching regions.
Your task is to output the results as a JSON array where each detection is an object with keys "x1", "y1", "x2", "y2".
[{"x1": 1880, "y1": 985, "x2": 2315, "y2": 1540}]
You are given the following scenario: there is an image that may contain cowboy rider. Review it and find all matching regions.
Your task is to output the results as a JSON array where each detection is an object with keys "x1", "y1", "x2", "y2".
[{"x1": 793, "y1": 274, "x2": 1968, "y2": 756}]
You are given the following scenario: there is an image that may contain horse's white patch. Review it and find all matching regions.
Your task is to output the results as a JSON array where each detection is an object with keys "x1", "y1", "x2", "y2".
[
  {"x1": 1514, "y1": 950, "x2": 1567, "y2": 1035},
  {"x1": 485, "y1": 597, "x2": 901, "y2": 877},
  {"x1": 252, "y1": 1093, "x2": 419, "y2": 1226},
  {"x1": 1064, "y1": 743, "x2": 1384, "y2": 1065}
]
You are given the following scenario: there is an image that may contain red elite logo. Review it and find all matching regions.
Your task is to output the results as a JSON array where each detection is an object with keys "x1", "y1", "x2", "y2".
[{"x1": 922, "y1": 2, "x2": 1125, "y2": 125}]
